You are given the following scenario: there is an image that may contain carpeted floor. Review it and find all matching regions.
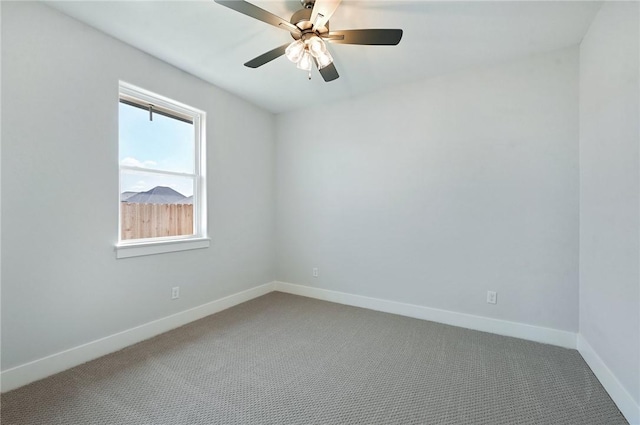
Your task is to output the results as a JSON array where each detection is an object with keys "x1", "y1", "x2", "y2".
[{"x1": 1, "y1": 292, "x2": 628, "y2": 425}]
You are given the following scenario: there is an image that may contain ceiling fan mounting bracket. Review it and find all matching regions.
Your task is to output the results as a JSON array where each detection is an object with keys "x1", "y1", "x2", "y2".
[{"x1": 300, "y1": 0, "x2": 315, "y2": 9}]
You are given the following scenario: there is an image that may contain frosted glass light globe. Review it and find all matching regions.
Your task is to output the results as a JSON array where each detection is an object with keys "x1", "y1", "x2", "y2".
[
  {"x1": 316, "y1": 50, "x2": 334, "y2": 69},
  {"x1": 306, "y1": 35, "x2": 326, "y2": 58},
  {"x1": 296, "y1": 51, "x2": 313, "y2": 71},
  {"x1": 285, "y1": 40, "x2": 305, "y2": 63}
]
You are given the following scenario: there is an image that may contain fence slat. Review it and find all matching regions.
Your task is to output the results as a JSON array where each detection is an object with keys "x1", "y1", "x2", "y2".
[{"x1": 121, "y1": 203, "x2": 194, "y2": 240}]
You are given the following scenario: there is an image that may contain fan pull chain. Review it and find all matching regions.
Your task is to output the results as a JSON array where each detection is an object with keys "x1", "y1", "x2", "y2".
[
  {"x1": 308, "y1": 71, "x2": 311, "y2": 80},
  {"x1": 149, "y1": 104, "x2": 154, "y2": 121}
]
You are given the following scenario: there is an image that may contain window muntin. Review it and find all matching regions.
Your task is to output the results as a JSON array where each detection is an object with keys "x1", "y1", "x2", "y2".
[{"x1": 118, "y1": 82, "x2": 206, "y2": 250}]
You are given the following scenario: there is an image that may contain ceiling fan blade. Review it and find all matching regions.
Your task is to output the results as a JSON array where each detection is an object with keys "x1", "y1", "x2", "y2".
[
  {"x1": 319, "y1": 62, "x2": 339, "y2": 82},
  {"x1": 214, "y1": 0, "x2": 300, "y2": 35},
  {"x1": 311, "y1": 0, "x2": 342, "y2": 31},
  {"x1": 244, "y1": 44, "x2": 289, "y2": 68},
  {"x1": 324, "y1": 29, "x2": 403, "y2": 45}
]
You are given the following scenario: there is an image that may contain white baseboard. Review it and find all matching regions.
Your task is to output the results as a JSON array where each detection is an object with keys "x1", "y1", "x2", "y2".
[
  {"x1": 1, "y1": 281, "x2": 276, "y2": 393},
  {"x1": 5, "y1": 280, "x2": 634, "y2": 424},
  {"x1": 274, "y1": 282, "x2": 577, "y2": 349},
  {"x1": 577, "y1": 334, "x2": 640, "y2": 425}
]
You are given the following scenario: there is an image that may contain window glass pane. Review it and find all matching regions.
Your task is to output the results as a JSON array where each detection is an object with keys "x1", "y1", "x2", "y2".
[
  {"x1": 120, "y1": 171, "x2": 194, "y2": 200},
  {"x1": 120, "y1": 170, "x2": 195, "y2": 240},
  {"x1": 119, "y1": 102, "x2": 195, "y2": 174}
]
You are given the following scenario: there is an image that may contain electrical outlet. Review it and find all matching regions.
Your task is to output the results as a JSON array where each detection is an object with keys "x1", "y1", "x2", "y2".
[
  {"x1": 312, "y1": 268, "x2": 319, "y2": 278},
  {"x1": 171, "y1": 286, "x2": 180, "y2": 300},
  {"x1": 486, "y1": 291, "x2": 497, "y2": 304}
]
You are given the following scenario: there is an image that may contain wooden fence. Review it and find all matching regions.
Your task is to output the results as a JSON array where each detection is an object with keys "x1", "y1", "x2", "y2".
[{"x1": 121, "y1": 203, "x2": 193, "y2": 240}]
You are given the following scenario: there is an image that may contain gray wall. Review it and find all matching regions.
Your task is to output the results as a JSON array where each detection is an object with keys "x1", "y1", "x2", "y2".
[
  {"x1": 579, "y1": 1, "x2": 640, "y2": 405},
  {"x1": 276, "y1": 48, "x2": 579, "y2": 332},
  {"x1": 3, "y1": 2, "x2": 638, "y2": 410},
  {"x1": 1, "y1": 2, "x2": 276, "y2": 370}
]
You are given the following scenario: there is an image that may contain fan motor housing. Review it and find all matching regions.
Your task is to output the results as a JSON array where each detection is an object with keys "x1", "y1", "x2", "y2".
[{"x1": 290, "y1": 7, "x2": 329, "y2": 39}]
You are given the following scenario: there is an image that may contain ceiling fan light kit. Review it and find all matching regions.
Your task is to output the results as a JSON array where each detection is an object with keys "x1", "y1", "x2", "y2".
[
  {"x1": 286, "y1": 34, "x2": 333, "y2": 73},
  {"x1": 214, "y1": 0, "x2": 403, "y2": 82}
]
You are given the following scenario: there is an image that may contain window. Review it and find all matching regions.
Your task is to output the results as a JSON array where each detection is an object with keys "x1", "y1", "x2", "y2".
[{"x1": 116, "y1": 82, "x2": 208, "y2": 258}]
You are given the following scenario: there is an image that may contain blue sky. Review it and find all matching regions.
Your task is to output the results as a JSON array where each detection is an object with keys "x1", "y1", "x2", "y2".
[{"x1": 119, "y1": 102, "x2": 195, "y2": 197}]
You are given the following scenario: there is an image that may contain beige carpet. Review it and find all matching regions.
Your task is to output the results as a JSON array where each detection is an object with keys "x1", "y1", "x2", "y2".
[{"x1": 1, "y1": 292, "x2": 628, "y2": 424}]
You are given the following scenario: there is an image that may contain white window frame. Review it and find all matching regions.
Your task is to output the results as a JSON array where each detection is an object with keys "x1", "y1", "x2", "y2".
[{"x1": 116, "y1": 81, "x2": 209, "y2": 259}]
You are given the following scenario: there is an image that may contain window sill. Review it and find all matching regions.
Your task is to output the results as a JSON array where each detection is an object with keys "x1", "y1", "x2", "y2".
[{"x1": 115, "y1": 237, "x2": 210, "y2": 259}]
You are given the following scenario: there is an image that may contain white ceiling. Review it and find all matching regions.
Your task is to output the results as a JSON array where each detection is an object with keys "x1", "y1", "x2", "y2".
[{"x1": 46, "y1": 1, "x2": 601, "y2": 114}]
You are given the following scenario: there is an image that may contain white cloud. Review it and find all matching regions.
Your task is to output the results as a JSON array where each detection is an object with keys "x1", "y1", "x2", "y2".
[{"x1": 120, "y1": 157, "x2": 158, "y2": 168}]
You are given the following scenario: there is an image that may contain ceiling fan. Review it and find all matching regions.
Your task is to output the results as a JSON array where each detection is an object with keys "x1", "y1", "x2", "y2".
[{"x1": 214, "y1": 0, "x2": 403, "y2": 82}]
